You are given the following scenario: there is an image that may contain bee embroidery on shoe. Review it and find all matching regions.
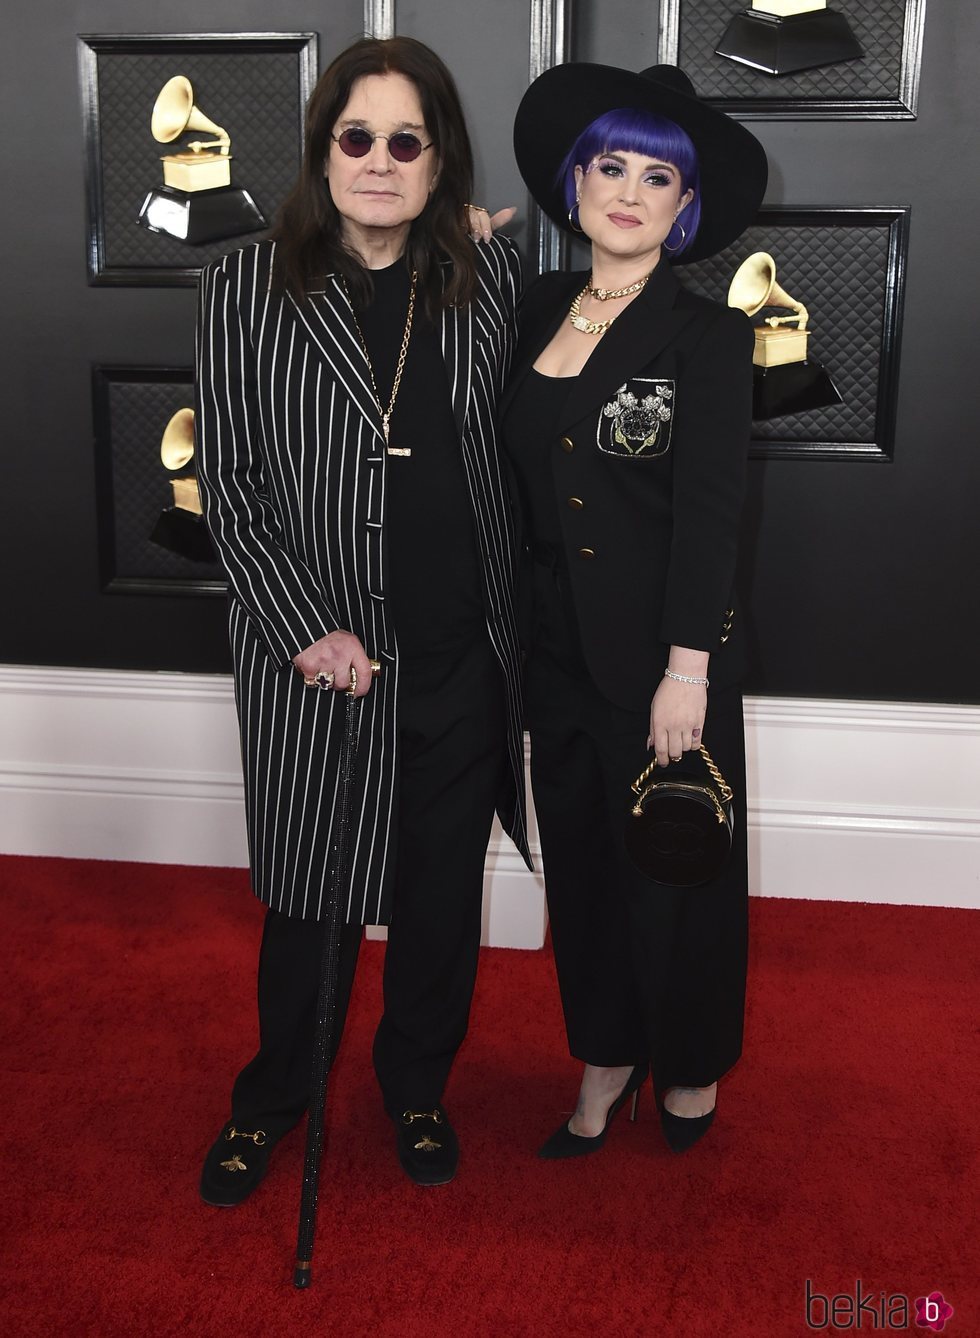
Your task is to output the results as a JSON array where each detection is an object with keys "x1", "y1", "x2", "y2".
[
  {"x1": 220, "y1": 1155, "x2": 248, "y2": 1172},
  {"x1": 414, "y1": 1136, "x2": 442, "y2": 1152},
  {"x1": 598, "y1": 379, "x2": 675, "y2": 458}
]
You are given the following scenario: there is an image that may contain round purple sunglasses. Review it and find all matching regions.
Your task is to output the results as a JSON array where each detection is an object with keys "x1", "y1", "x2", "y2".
[{"x1": 331, "y1": 128, "x2": 434, "y2": 163}]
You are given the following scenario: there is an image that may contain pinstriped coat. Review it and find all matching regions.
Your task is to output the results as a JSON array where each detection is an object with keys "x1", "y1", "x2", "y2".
[{"x1": 194, "y1": 234, "x2": 531, "y2": 923}]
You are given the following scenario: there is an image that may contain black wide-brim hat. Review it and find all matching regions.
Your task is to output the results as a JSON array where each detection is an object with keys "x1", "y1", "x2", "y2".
[{"x1": 514, "y1": 63, "x2": 768, "y2": 264}]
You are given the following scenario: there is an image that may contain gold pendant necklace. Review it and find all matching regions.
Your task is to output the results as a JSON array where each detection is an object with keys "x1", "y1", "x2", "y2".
[{"x1": 344, "y1": 270, "x2": 418, "y2": 456}]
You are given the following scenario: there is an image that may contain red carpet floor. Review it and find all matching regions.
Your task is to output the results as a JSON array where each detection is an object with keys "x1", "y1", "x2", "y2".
[{"x1": 1, "y1": 855, "x2": 976, "y2": 1337}]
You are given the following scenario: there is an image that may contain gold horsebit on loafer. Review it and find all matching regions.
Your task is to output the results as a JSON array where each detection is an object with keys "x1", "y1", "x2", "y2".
[
  {"x1": 401, "y1": 1109, "x2": 443, "y2": 1152},
  {"x1": 219, "y1": 1125, "x2": 267, "y2": 1172}
]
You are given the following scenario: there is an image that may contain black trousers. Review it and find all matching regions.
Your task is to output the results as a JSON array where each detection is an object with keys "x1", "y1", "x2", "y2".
[
  {"x1": 525, "y1": 560, "x2": 749, "y2": 1089},
  {"x1": 230, "y1": 633, "x2": 506, "y2": 1137}
]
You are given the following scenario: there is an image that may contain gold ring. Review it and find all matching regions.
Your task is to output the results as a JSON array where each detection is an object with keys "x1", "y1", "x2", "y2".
[
  {"x1": 370, "y1": 658, "x2": 382, "y2": 678},
  {"x1": 314, "y1": 671, "x2": 335, "y2": 690},
  {"x1": 669, "y1": 755, "x2": 682, "y2": 763}
]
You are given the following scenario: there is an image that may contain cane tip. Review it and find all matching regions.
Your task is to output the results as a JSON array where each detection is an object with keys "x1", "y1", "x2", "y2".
[{"x1": 294, "y1": 1261, "x2": 312, "y2": 1289}]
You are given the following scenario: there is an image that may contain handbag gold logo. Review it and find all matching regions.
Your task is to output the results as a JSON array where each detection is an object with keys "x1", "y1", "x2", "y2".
[{"x1": 598, "y1": 379, "x2": 675, "y2": 457}]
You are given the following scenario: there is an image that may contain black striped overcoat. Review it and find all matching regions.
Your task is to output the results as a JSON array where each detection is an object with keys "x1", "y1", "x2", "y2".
[{"x1": 195, "y1": 235, "x2": 531, "y2": 923}]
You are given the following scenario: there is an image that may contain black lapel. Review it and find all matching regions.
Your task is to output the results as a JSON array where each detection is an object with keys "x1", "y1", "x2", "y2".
[{"x1": 558, "y1": 260, "x2": 696, "y2": 432}]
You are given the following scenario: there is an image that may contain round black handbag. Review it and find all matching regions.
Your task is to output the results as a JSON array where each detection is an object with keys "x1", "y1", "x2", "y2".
[{"x1": 624, "y1": 744, "x2": 734, "y2": 887}]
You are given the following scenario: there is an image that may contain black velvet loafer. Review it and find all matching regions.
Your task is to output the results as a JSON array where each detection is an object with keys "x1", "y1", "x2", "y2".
[
  {"x1": 393, "y1": 1106, "x2": 459, "y2": 1186},
  {"x1": 200, "y1": 1120, "x2": 276, "y2": 1207}
]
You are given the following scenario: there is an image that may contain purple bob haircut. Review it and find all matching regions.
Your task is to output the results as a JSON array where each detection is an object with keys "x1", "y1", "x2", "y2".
[{"x1": 558, "y1": 108, "x2": 701, "y2": 257}]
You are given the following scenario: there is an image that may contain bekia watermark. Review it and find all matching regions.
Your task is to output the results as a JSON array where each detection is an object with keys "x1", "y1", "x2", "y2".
[{"x1": 805, "y1": 1280, "x2": 954, "y2": 1330}]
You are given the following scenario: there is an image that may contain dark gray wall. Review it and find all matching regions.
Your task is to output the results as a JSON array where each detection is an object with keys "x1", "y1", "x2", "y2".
[{"x1": 2, "y1": 3, "x2": 977, "y2": 701}]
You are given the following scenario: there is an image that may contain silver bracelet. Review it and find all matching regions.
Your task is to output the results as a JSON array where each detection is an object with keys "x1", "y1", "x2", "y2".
[{"x1": 664, "y1": 668, "x2": 709, "y2": 686}]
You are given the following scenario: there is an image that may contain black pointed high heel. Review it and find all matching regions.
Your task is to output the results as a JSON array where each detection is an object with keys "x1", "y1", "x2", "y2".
[
  {"x1": 658, "y1": 1086, "x2": 717, "y2": 1153},
  {"x1": 538, "y1": 1063, "x2": 648, "y2": 1159}
]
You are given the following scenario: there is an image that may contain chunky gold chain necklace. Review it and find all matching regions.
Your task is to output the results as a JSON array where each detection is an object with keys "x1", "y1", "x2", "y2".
[
  {"x1": 587, "y1": 272, "x2": 652, "y2": 301},
  {"x1": 344, "y1": 269, "x2": 418, "y2": 456},
  {"x1": 569, "y1": 284, "x2": 616, "y2": 336},
  {"x1": 569, "y1": 269, "x2": 654, "y2": 336}
]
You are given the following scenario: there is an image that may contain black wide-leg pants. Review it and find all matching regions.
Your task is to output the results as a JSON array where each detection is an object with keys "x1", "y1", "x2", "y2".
[
  {"x1": 229, "y1": 634, "x2": 505, "y2": 1137},
  {"x1": 525, "y1": 560, "x2": 749, "y2": 1089}
]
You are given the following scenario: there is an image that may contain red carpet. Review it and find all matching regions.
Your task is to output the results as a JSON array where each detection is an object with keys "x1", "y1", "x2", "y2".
[{"x1": 1, "y1": 855, "x2": 976, "y2": 1337}]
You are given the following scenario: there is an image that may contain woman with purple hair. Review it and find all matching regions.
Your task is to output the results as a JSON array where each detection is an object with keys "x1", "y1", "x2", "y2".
[{"x1": 502, "y1": 65, "x2": 768, "y2": 1156}]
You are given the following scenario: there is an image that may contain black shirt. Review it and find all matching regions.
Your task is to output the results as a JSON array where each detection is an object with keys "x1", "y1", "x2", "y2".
[
  {"x1": 502, "y1": 367, "x2": 572, "y2": 560},
  {"x1": 353, "y1": 262, "x2": 484, "y2": 656}
]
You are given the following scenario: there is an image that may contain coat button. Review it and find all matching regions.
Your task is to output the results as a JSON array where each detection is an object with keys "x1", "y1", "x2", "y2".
[
  {"x1": 578, "y1": 547, "x2": 596, "y2": 559},
  {"x1": 560, "y1": 436, "x2": 575, "y2": 453},
  {"x1": 567, "y1": 496, "x2": 584, "y2": 510}
]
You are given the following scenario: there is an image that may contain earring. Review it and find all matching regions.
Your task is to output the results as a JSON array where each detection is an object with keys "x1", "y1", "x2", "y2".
[
  {"x1": 662, "y1": 220, "x2": 687, "y2": 253},
  {"x1": 568, "y1": 201, "x2": 584, "y2": 234}
]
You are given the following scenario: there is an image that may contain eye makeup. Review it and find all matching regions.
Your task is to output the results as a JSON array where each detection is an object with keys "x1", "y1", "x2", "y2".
[{"x1": 589, "y1": 153, "x2": 679, "y2": 188}]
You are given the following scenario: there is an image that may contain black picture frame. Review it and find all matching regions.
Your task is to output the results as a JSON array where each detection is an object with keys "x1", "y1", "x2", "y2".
[
  {"x1": 678, "y1": 206, "x2": 910, "y2": 460},
  {"x1": 92, "y1": 365, "x2": 227, "y2": 596},
  {"x1": 659, "y1": 0, "x2": 927, "y2": 120},
  {"x1": 78, "y1": 32, "x2": 317, "y2": 286}
]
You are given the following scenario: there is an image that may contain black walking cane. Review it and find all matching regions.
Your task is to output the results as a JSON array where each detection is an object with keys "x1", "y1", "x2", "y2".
[{"x1": 293, "y1": 661, "x2": 372, "y2": 1289}]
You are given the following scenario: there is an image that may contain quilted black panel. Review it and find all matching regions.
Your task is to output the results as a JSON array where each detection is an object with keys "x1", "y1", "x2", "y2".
[
  {"x1": 664, "y1": 0, "x2": 916, "y2": 107},
  {"x1": 86, "y1": 38, "x2": 313, "y2": 280},
  {"x1": 679, "y1": 214, "x2": 901, "y2": 447},
  {"x1": 101, "y1": 376, "x2": 225, "y2": 587}
]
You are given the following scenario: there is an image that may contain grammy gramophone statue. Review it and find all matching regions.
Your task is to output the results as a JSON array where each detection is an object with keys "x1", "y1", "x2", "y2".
[
  {"x1": 149, "y1": 408, "x2": 216, "y2": 562},
  {"x1": 728, "y1": 252, "x2": 843, "y2": 419},
  {"x1": 716, "y1": 1, "x2": 863, "y2": 77},
  {"x1": 136, "y1": 75, "x2": 266, "y2": 245}
]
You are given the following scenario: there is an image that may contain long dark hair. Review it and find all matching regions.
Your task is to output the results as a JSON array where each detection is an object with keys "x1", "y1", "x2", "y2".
[{"x1": 271, "y1": 37, "x2": 477, "y2": 318}]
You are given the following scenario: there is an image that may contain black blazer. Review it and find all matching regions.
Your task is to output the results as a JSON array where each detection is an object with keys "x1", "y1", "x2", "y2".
[
  {"x1": 195, "y1": 235, "x2": 531, "y2": 923},
  {"x1": 501, "y1": 259, "x2": 754, "y2": 712}
]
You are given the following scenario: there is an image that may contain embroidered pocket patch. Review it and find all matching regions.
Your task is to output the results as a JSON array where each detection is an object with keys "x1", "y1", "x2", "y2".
[{"x1": 597, "y1": 379, "x2": 675, "y2": 458}]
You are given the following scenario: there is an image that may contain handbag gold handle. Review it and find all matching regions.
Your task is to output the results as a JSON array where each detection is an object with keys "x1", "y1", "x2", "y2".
[{"x1": 630, "y1": 743, "x2": 733, "y2": 803}]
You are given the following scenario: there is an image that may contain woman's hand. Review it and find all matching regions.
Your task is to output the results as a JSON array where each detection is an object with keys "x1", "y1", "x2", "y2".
[
  {"x1": 466, "y1": 205, "x2": 517, "y2": 241},
  {"x1": 292, "y1": 631, "x2": 373, "y2": 698},
  {"x1": 647, "y1": 677, "x2": 707, "y2": 768}
]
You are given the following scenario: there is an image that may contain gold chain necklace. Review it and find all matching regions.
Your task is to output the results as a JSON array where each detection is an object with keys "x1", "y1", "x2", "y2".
[
  {"x1": 569, "y1": 284, "x2": 616, "y2": 336},
  {"x1": 344, "y1": 269, "x2": 418, "y2": 456},
  {"x1": 587, "y1": 271, "x2": 652, "y2": 301},
  {"x1": 570, "y1": 269, "x2": 654, "y2": 336}
]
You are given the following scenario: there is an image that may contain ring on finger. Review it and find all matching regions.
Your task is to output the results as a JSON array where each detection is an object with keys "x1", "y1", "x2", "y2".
[{"x1": 314, "y1": 671, "x2": 335, "y2": 690}]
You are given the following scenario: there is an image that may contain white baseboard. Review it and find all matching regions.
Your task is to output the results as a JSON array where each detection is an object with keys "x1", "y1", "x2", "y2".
[{"x1": 0, "y1": 668, "x2": 977, "y2": 948}]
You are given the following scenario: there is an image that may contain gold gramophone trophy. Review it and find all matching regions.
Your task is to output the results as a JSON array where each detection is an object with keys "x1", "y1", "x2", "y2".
[
  {"x1": 136, "y1": 75, "x2": 265, "y2": 245},
  {"x1": 149, "y1": 408, "x2": 216, "y2": 561},
  {"x1": 716, "y1": 1, "x2": 863, "y2": 76},
  {"x1": 728, "y1": 252, "x2": 843, "y2": 419}
]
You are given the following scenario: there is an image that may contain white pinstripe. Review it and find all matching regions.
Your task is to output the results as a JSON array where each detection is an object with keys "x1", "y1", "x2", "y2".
[{"x1": 196, "y1": 236, "x2": 531, "y2": 922}]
